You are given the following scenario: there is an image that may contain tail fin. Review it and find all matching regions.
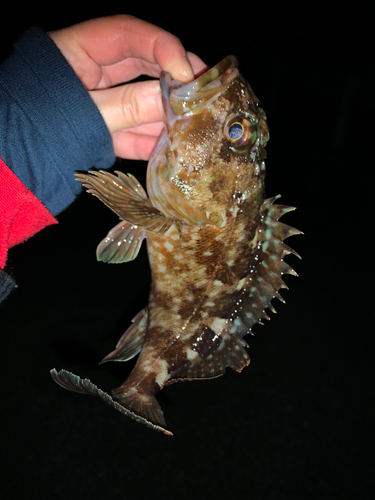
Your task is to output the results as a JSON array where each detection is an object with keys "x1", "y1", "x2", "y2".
[
  {"x1": 50, "y1": 369, "x2": 172, "y2": 436},
  {"x1": 111, "y1": 385, "x2": 166, "y2": 431}
]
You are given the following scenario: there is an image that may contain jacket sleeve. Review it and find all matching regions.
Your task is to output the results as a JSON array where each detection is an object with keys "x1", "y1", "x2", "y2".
[
  {"x1": 0, "y1": 27, "x2": 115, "y2": 215},
  {"x1": 0, "y1": 27, "x2": 115, "y2": 302}
]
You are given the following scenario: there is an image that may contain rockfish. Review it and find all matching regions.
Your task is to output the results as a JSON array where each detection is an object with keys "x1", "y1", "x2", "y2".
[{"x1": 51, "y1": 56, "x2": 301, "y2": 436}]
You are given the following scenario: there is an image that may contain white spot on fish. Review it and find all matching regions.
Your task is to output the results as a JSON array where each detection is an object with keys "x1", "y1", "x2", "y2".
[
  {"x1": 236, "y1": 277, "x2": 246, "y2": 290},
  {"x1": 186, "y1": 348, "x2": 198, "y2": 361},
  {"x1": 210, "y1": 317, "x2": 227, "y2": 335},
  {"x1": 197, "y1": 267, "x2": 207, "y2": 276},
  {"x1": 155, "y1": 359, "x2": 169, "y2": 386},
  {"x1": 208, "y1": 286, "x2": 223, "y2": 298},
  {"x1": 195, "y1": 279, "x2": 208, "y2": 287},
  {"x1": 164, "y1": 241, "x2": 174, "y2": 252},
  {"x1": 230, "y1": 205, "x2": 240, "y2": 217}
]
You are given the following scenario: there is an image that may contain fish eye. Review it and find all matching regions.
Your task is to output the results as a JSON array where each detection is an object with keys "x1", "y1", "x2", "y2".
[
  {"x1": 225, "y1": 115, "x2": 258, "y2": 152},
  {"x1": 228, "y1": 122, "x2": 244, "y2": 141}
]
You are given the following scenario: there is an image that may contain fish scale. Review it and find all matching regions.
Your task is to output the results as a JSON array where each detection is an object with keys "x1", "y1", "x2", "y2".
[{"x1": 51, "y1": 56, "x2": 301, "y2": 435}]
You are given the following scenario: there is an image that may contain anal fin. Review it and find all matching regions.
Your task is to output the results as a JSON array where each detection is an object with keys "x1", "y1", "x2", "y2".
[{"x1": 166, "y1": 333, "x2": 250, "y2": 385}]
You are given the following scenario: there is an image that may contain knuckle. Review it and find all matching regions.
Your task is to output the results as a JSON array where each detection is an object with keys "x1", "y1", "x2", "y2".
[{"x1": 122, "y1": 84, "x2": 145, "y2": 128}]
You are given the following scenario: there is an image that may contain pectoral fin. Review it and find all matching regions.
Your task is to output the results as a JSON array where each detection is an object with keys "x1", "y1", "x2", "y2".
[{"x1": 76, "y1": 170, "x2": 173, "y2": 233}]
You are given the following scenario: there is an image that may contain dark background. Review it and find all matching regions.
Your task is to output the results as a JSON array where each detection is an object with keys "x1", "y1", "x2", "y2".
[{"x1": 1, "y1": 2, "x2": 373, "y2": 499}]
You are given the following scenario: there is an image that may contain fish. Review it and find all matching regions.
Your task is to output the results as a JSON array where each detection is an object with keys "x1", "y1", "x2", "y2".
[{"x1": 51, "y1": 56, "x2": 301, "y2": 436}]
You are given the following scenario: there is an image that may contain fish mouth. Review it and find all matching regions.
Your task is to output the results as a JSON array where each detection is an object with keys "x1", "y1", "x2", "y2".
[{"x1": 161, "y1": 55, "x2": 239, "y2": 118}]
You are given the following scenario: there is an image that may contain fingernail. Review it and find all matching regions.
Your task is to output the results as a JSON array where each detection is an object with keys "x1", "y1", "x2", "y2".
[
  {"x1": 165, "y1": 54, "x2": 194, "y2": 83},
  {"x1": 179, "y1": 54, "x2": 194, "y2": 82}
]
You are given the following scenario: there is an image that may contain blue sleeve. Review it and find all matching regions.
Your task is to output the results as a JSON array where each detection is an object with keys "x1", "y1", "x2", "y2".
[{"x1": 0, "y1": 27, "x2": 115, "y2": 216}]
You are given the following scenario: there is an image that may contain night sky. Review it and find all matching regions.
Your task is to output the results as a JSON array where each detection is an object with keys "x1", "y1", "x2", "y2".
[{"x1": 1, "y1": 2, "x2": 372, "y2": 499}]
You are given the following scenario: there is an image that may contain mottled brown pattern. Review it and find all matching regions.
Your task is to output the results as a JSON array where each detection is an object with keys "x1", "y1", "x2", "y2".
[
  {"x1": 53, "y1": 56, "x2": 300, "y2": 436},
  {"x1": 123, "y1": 59, "x2": 269, "y2": 408},
  {"x1": 208, "y1": 175, "x2": 229, "y2": 195},
  {"x1": 195, "y1": 326, "x2": 222, "y2": 358}
]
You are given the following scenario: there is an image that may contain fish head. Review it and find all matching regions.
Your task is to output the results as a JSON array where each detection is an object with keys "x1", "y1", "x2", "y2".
[{"x1": 147, "y1": 56, "x2": 269, "y2": 226}]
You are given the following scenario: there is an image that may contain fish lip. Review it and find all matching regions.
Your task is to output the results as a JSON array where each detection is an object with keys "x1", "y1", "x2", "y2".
[
  {"x1": 173, "y1": 55, "x2": 238, "y2": 96},
  {"x1": 162, "y1": 55, "x2": 239, "y2": 117}
]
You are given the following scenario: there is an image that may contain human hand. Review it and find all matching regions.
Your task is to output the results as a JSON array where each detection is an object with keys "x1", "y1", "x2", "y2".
[{"x1": 49, "y1": 15, "x2": 206, "y2": 160}]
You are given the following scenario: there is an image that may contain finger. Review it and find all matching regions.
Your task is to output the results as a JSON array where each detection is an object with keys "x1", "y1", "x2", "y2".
[
  {"x1": 88, "y1": 50, "x2": 208, "y2": 90},
  {"x1": 124, "y1": 122, "x2": 164, "y2": 137},
  {"x1": 50, "y1": 15, "x2": 195, "y2": 88},
  {"x1": 103, "y1": 51, "x2": 208, "y2": 86},
  {"x1": 112, "y1": 131, "x2": 160, "y2": 160},
  {"x1": 89, "y1": 80, "x2": 162, "y2": 134},
  {"x1": 186, "y1": 52, "x2": 209, "y2": 76}
]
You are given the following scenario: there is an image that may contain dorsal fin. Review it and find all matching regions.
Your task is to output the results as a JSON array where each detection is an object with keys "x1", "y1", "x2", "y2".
[{"x1": 229, "y1": 195, "x2": 302, "y2": 336}]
